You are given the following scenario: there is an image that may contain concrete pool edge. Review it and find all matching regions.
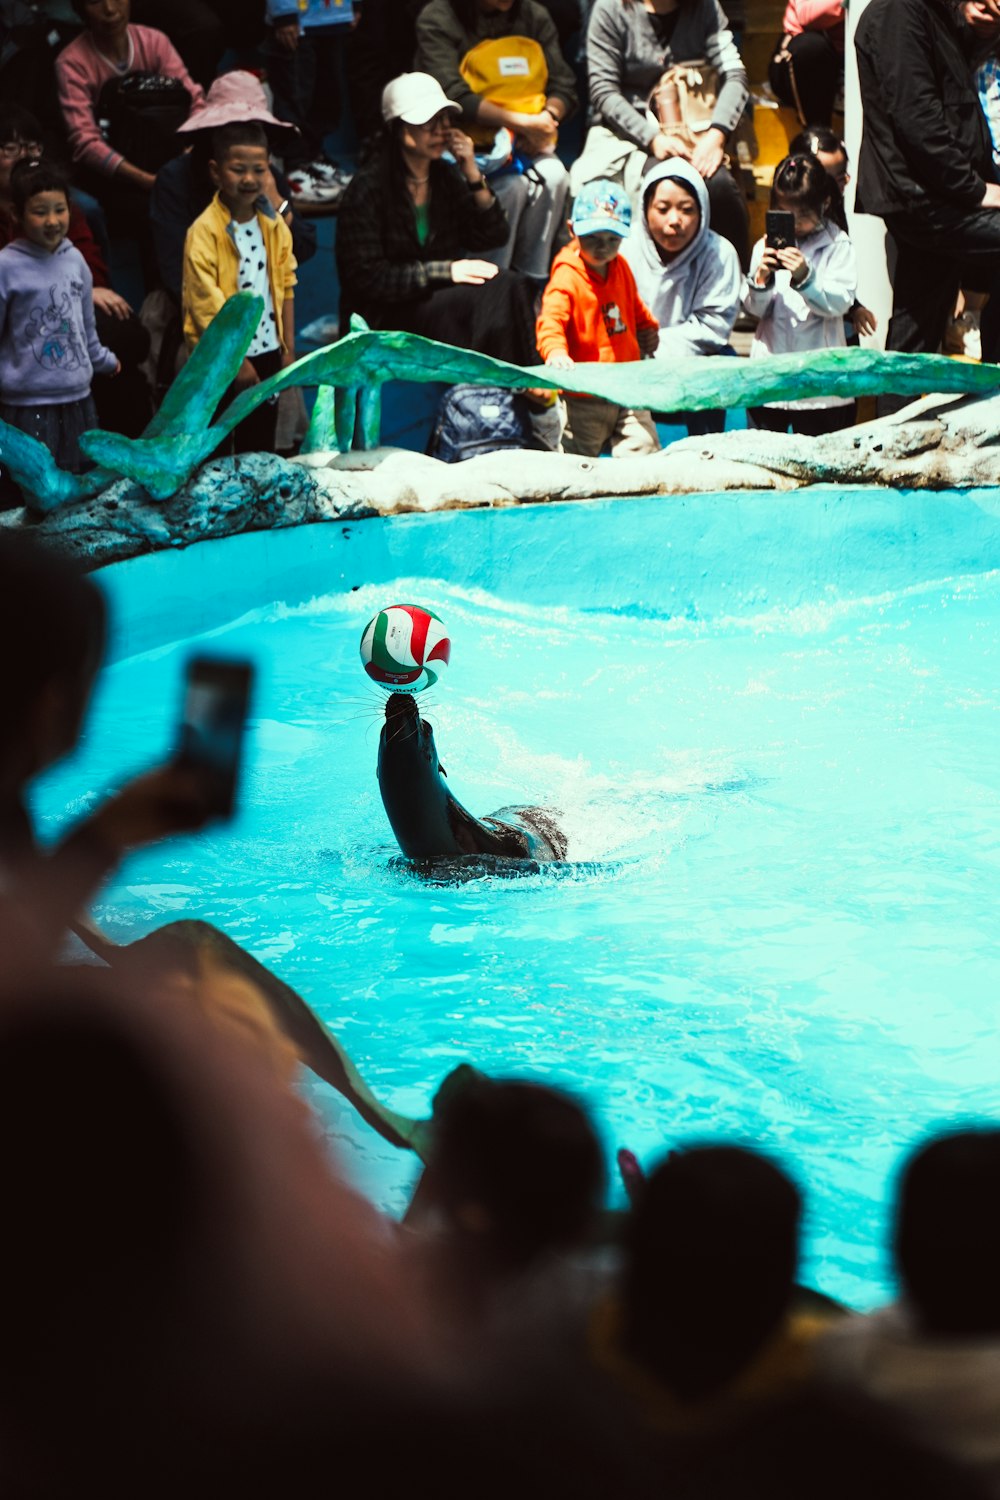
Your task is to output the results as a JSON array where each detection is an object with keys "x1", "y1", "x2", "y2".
[
  {"x1": 94, "y1": 484, "x2": 1000, "y2": 665},
  {"x1": 8, "y1": 381, "x2": 1000, "y2": 573}
]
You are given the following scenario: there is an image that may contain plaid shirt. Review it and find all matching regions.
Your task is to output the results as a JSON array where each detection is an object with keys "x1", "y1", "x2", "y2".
[{"x1": 335, "y1": 154, "x2": 509, "y2": 326}]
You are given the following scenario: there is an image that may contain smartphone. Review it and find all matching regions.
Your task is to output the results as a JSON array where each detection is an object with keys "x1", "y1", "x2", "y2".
[
  {"x1": 765, "y1": 209, "x2": 797, "y2": 251},
  {"x1": 175, "y1": 656, "x2": 253, "y2": 818}
]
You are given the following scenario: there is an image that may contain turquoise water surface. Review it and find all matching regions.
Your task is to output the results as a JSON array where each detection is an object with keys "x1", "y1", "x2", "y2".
[{"x1": 34, "y1": 492, "x2": 1000, "y2": 1309}]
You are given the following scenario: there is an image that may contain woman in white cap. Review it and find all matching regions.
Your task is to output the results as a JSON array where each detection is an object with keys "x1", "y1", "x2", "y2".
[{"x1": 335, "y1": 71, "x2": 539, "y2": 365}]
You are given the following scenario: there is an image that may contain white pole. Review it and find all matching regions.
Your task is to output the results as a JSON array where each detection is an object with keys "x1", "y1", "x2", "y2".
[{"x1": 844, "y1": 0, "x2": 893, "y2": 348}]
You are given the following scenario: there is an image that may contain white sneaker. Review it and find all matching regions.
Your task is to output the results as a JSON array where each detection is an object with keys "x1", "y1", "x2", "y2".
[
  {"x1": 306, "y1": 157, "x2": 353, "y2": 189},
  {"x1": 943, "y1": 310, "x2": 982, "y2": 360},
  {"x1": 286, "y1": 166, "x2": 345, "y2": 207}
]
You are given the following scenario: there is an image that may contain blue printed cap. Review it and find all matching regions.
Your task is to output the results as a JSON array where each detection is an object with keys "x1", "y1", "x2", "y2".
[{"x1": 571, "y1": 179, "x2": 632, "y2": 239}]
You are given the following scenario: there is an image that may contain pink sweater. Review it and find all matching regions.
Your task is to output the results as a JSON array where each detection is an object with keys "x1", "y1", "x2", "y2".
[
  {"x1": 55, "y1": 25, "x2": 205, "y2": 177},
  {"x1": 782, "y1": 0, "x2": 845, "y2": 47}
]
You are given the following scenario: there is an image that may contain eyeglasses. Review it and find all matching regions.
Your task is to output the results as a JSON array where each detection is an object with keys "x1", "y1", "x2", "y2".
[
  {"x1": 415, "y1": 112, "x2": 454, "y2": 134},
  {"x1": 0, "y1": 140, "x2": 42, "y2": 161}
]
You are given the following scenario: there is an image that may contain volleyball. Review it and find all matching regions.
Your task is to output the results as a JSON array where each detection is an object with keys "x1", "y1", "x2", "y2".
[{"x1": 359, "y1": 604, "x2": 451, "y2": 692}]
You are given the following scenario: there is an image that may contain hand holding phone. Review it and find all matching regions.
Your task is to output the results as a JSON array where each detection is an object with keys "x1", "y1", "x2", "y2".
[{"x1": 175, "y1": 656, "x2": 254, "y2": 819}]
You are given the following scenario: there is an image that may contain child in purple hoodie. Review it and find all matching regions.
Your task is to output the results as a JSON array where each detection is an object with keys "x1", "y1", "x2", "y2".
[{"x1": 0, "y1": 159, "x2": 118, "y2": 477}]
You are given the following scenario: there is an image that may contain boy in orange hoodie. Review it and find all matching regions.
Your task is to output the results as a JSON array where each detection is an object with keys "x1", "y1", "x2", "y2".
[{"x1": 536, "y1": 179, "x2": 660, "y2": 458}]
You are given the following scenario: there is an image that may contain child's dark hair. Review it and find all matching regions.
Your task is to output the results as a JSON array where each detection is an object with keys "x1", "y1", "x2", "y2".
[
  {"x1": 0, "y1": 532, "x2": 106, "y2": 757},
  {"x1": 621, "y1": 1144, "x2": 801, "y2": 1402},
  {"x1": 896, "y1": 1128, "x2": 1000, "y2": 1337},
  {"x1": 789, "y1": 124, "x2": 847, "y2": 162},
  {"x1": 0, "y1": 104, "x2": 42, "y2": 154},
  {"x1": 770, "y1": 153, "x2": 830, "y2": 219},
  {"x1": 788, "y1": 126, "x2": 849, "y2": 231},
  {"x1": 642, "y1": 171, "x2": 702, "y2": 220},
  {"x1": 9, "y1": 159, "x2": 69, "y2": 217},
  {"x1": 211, "y1": 122, "x2": 269, "y2": 164},
  {"x1": 430, "y1": 1075, "x2": 605, "y2": 1272}
]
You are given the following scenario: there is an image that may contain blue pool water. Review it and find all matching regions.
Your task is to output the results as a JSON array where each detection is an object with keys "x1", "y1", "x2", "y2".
[{"x1": 34, "y1": 490, "x2": 1000, "y2": 1310}]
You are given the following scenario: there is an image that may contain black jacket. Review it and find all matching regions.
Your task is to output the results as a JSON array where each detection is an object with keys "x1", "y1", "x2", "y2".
[
  {"x1": 335, "y1": 151, "x2": 509, "y2": 328},
  {"x1": 854, "y1": 0, "x2": 994, "y2": 219}
]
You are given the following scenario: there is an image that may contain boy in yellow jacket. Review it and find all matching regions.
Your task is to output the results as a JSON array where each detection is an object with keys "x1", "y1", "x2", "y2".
[{"x1": 182, "y1": 122, "x2": 297, "y2": 454}]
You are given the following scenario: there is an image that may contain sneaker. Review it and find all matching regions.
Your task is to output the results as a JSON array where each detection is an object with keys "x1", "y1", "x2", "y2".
[
  {"x1": 305, "y1": 156, "x2": 353, "y2": 190},
  {"x1": 286, "y1": 165, "x2": 346, "y2": 208},
  {"x1": 943, "y1": 309, "x2": 982, "y2": 360}
]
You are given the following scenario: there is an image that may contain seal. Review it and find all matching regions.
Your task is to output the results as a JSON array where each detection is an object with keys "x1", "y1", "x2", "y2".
[{"x1": 377, "y1": 693, "x2": 567, "y2": 864}]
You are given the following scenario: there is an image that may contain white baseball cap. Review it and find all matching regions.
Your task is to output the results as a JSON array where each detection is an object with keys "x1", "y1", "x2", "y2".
[{"x1": 381, "y1": 72, "x2": 460, "y2": 126}]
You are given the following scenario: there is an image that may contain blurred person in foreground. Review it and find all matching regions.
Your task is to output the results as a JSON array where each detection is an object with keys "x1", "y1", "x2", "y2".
[
  {"x1": 0, "y1": 531, "x2": 434, "y2": 1158},
  {"x1": 0, "y1": 530, "x2": 210, "y2": 949},
  {"x1": 405, "y1": 1072, "x2": 608, "y2": 1339},
  {"x1": 0, "y1": 967, "x2": 438, "y2": 1498},
  {"x1": 817, "y1": 1128, "x2": 1000, "y2": 1497},
  {"x1": 590, "y1": 1144, "x2": 824, "y2": 1423}
]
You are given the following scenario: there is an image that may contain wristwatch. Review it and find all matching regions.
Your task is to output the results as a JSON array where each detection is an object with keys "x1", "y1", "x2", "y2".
[{"x1": 467, "y1": 176, "x2": 489, "y2": 191}]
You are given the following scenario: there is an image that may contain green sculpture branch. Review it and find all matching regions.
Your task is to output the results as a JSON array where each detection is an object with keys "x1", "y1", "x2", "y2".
[{"x1": 2, "y1": 292, "x2": 1000, "y2": 514}]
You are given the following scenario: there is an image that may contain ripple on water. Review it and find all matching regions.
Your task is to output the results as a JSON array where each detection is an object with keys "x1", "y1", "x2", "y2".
[{"x1": 34, "y1": 569, "x2": 1000, "y2": 1308}]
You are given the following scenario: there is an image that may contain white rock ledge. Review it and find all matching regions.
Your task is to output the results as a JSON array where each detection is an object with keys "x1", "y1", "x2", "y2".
[{"x1": 3, "y1": 388, "x2": 999, "y2": 570}]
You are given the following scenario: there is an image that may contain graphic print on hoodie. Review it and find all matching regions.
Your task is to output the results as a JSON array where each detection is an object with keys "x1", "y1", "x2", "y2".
[
  {"x1": 0, "y1": 237, "x2": 116, "y2": 406},
  {"x1": 26, "y1": 285, "x2": 88, "y2": 372}
]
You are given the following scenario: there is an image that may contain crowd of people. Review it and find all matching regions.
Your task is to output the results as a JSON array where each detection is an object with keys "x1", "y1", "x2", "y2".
[
  {"x1": 3, "y1": 524, "x2": 1000, "y2": 1492},
  {"x1": 3, "y1": 0, "x2": 1000, "y2": 494}
]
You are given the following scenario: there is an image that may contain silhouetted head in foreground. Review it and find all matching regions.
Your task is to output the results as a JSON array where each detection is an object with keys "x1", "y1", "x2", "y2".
[
  {"x1": 895, "y1": 1127, "x2": 1000, "y2": 1338},
  {"x1": 0, "y1": 532, "x2": 106, "y2": 792},
  {"x1": 621, "y1": 1144, "x2": 801, "y2": 1402},
  {"x1": 429, "y1": 1074, "x2": 606, "y2": 1279}
]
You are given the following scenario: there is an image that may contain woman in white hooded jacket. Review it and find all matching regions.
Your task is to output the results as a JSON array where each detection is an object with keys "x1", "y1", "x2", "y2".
[{"x1": 620, "y1": 156, "x2": 741, "y2": 435}]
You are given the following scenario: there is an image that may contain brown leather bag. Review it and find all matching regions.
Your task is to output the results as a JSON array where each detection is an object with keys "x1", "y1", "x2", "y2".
[
  {"x1": 648, "y1": 58, "x2": 721, "y2": 149},
  {"x1": 647, "y1": 56, "x2": 758, "y2": 166}
]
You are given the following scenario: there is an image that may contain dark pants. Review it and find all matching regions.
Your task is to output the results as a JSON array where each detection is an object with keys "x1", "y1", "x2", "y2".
[
  {"x1": 375, "y1": 270, "x2": 540, "y2": 367},
  {"x1": 213, "y1": 348, "x2": 284, "y2": 456},
  {"x1": 347, "y1": 0, "x2": 420, "y2": 150},
  {"x1": 769, "y1": 31, "x2": 842, "y2": 127},
  {"x1": 879, "y1": 206, "x2": 1000, "y2": 414},
  {"x1": 748, "y1": 402, "x2": 855, "y2": 435},
  {"x1": 92, "y1": 307, "x2": 153, "y2": 438},
  {"x1": 262, "y1": 26, "x2": 347, "y2": 168},
  {"x1": 706, "y1": 165, "x2": 751, "y2": 271},
  {"x1": 652, "y1": 345, "x2": 739, "y2": 435}
]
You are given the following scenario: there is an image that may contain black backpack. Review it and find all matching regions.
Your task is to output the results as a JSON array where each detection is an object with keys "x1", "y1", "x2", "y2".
[
  {"x1": 429, "y1": 384, "x2": 541, "y2": 463},
  {"x1": 97, "y1": 71, "x2": 192, "y2": 174}
]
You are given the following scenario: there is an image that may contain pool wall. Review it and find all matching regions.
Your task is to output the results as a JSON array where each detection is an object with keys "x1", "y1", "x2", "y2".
[{"x1": 100, "y1": 485, "x2": 1000, "y2": 662}]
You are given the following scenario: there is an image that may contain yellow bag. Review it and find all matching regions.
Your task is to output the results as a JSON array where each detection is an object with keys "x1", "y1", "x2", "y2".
[{"x1": 459, "y1": 35, "x2": 552, "y2": 148}]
